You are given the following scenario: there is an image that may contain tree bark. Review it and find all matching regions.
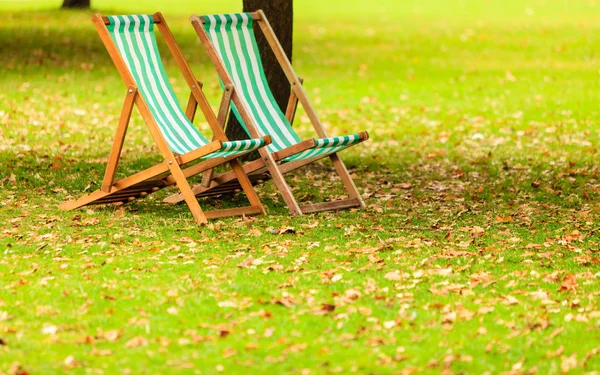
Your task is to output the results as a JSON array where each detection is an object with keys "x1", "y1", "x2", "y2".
[
  {"x1": 226, "y1": 0, "x2": 293, "y2": 144},
  {"x1": 61, "y1": 0, "x2": 90, "y2": 8}
]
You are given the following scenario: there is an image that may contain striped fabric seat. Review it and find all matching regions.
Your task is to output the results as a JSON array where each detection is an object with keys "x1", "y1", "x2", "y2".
[
  {"x1": 201, "y1": 13, "x2": 363, "y2": 163},
  {"x1": 106, "y1": 15, "x2": 265, "y2": 159}
]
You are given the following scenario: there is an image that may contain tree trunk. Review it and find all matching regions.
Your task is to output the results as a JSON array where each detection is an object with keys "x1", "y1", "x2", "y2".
[
  {"x1": 226, "y1": 0, "x2": 293, "y2": 145},
  {"x1": 61, "y1": 0, "x2": 90, "y2": 8}
]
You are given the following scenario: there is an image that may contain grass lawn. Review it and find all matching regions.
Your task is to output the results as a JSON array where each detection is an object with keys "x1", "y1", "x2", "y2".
[{"x1": 1, "y1": 0, "x2": 599, "y2": 373}]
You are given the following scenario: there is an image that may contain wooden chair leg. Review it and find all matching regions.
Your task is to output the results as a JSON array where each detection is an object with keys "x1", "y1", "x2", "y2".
[
  {"x1": 101, "y1": 86, "x2": 137, "y2": 193},
  {"x1": 166, "y1": 158, "x2": 208, "y2": 225},
  {"x1": 258, "y1": 150, "x2": 302, "y2": 216},
  {"x1": 328, "y1": 153, "x2": 366, "y2": 209},
  {"x1": 284, "y1": 77, "x2": 303, "y2": 125},
  {"x1": 227, "y1": 158, "x2": 265, "y2": 215},
  {"x1": 201, "y1": 85, "x2": 234, "y2": 188}
]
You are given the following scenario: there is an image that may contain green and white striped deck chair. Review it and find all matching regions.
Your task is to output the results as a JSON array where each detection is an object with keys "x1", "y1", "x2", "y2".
[
  {"x1": 166, "y1": 10, "x2": 368, "y2": 215},
  {"x1": 59, "y1": 13, "x2": 271, "y2": 224}
]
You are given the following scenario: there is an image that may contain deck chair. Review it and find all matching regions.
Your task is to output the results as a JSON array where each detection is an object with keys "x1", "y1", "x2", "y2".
[
  {"x1": 164, "y1": 11, "x2": 368, "y2": 215},
  {"x1": 59, "y1": 13, "x2": 272, "y2": 224}
]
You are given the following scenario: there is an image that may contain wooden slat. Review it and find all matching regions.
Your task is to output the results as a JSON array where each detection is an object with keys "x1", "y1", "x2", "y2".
[
  {"x1": 196, "y1": 12, "x2": 261, "y2": 24},
  {"x1": 101, "y1": 86, "x2": 137, "y2": 192},
  {"x1": 199, "y1": 187, "x2": 240, "y2": 196},
  {"x1": 184, "y1": 80, "x2": 203, "y2": 122},
  {"x1": 163, "y1": 158, "x2": 267, "y2": 204},
  {"x1": 60, "y1": 176, "x2": 166, "y2": 211},
  {"x1": 166, "y1": 138, "x2": 268, "y2": 185},
  {"x1": 95, "y1": 196, "x2": 146, "y2": 205},
  {"x1": 97, "y1": 188, "x2": 158, "y2": 199},
  {"x1": 272, "y1": 138, "x2": 315, "y2": 162},
  {"x1": 328, "y1": 153, "x2": 365, "y2": 209},
  {"x1": 127, "y1": 181, "x2": 166, "y2": 188},
  {"x1": 91, "y1": 186, "x2": 162, "y2": 205},
  {"x1": 299, "y1": 198, "x2": 361, "y2": 214},
  {"x1": 254, "y1": 10, "x2": 326, "y2": 137},
  {"x1": 101, "y1": 14, "x2": 161, "y2": 25},
  {"x1": 284, "y1": 76, "x2": 302, "y2": 124},
  {"x1": 203, "y1": 205, "x2": 263, "y2": 219},
  {"x1": 201, "y1": 84, "x2": 234, "y2": 187},
  {"x1": 156, "y1": 12, "x2": 226, "y2": 142},
  {"x1": 109, "y1": 162, "x2": 168, "y2": 191},
  {"x1": 184, "y1": 91, "x2": 198, "y2": 122}
]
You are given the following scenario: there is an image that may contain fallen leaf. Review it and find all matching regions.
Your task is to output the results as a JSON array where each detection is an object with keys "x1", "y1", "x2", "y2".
[
  {"x1": 124, "y1": 336, "x2": 148, "y2": 348},
  {"x1": 559, "y1": 274, "x2": 577, "y2": 292},
  {"x1": 384, "y1": 270, "x2": 402, "y2": 281}
]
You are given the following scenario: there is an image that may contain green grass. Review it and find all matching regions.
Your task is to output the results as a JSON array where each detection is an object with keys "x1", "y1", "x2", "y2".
[{"x1": 1, "y1": 0, "x2": 599, "y2": 374}]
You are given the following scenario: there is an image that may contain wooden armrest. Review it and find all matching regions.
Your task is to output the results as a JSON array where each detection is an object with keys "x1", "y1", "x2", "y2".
[
  {"x1": 217, "y1": 84, "x2": 235, "y2": 128},
  {"x1": 285, "y1": 77, "x2": 302, "y2": 125},
  {"x1": 272, "y1": 138, "x2": 316, "y2": 162},
  {"x1": 193, "y1": 13, "x2": 261, "y2": 24},
  {"x1": 101, "y1": 13, "x2": 162, "y2": 25},
  {"x1": 261, "y1": 135, "x2": 272, "y2": 147}
]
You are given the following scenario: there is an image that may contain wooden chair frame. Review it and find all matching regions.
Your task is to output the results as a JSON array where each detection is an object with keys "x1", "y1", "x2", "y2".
[
  {"x1": 165, "y1": 10, "x2": 367, "y2": 215},
  {"x1": 59, "y1": 12, "x2": 270, "y2": 224}
]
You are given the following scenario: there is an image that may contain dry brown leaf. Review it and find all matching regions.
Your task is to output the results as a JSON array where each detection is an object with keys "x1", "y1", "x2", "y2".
[
  {"x1": 384, "y1": 270, "x2": 402, "y2": 281},
  {"x1": 102, "y1": 329, "x2": 122, "y2": 342},
  {"x1": 559, "y1": 274, "x2": 577, "y2": 292},
  {"x1": 124, "y1": 336, "x2": 148, "y2": 348}
]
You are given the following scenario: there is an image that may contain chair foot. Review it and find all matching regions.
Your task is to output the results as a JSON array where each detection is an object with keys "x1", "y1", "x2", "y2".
[
  {"x1": 203, "y1": 205, "x2": 263, "y2": 220},
  {"x1": 299, "y1": 198, "x2": 362, "y2": 214}
]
